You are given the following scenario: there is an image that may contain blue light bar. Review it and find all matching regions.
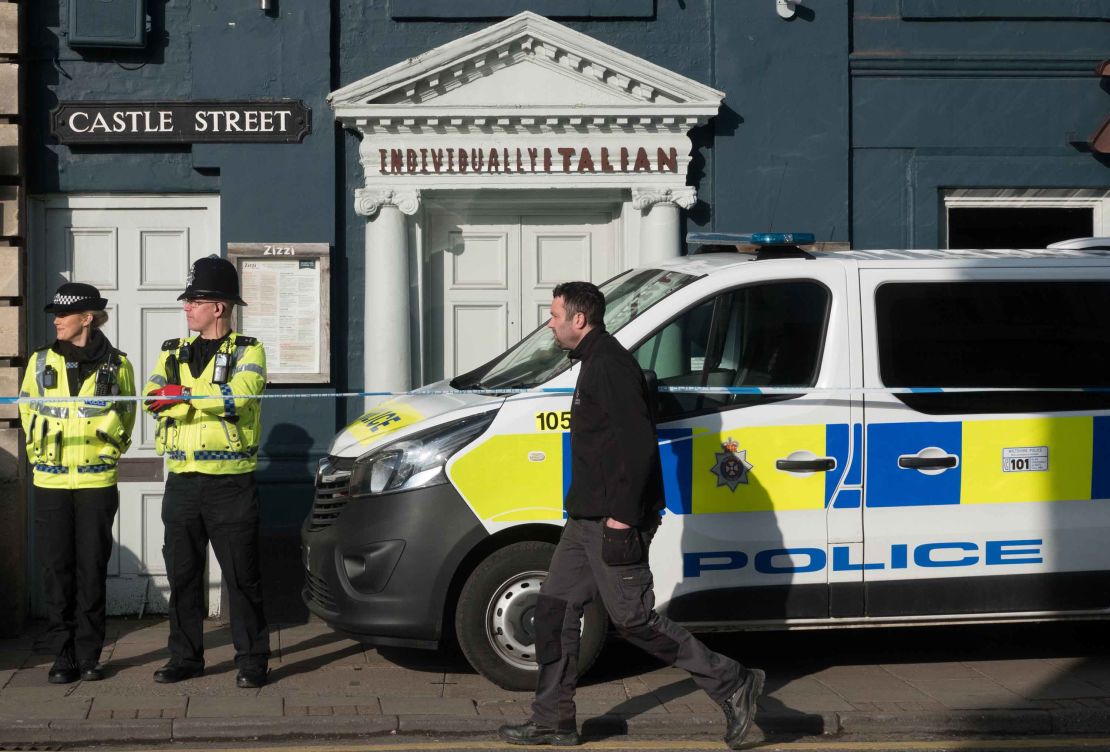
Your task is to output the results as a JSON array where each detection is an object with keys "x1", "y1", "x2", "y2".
[{"x1": 686, "y1": 231, "x2": 816, "y2": 246}]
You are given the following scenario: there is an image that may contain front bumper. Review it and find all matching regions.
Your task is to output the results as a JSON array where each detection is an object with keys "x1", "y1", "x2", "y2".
[{"x1": 301, "y1": 480, "x2": 487, "y2": 648}]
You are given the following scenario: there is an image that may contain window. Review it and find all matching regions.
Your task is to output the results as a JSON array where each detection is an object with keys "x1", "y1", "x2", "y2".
[
  {"x1": 943, "y1": 189, "x2": 1110, "y2": 249},
  {"x1": 459, "y1": 267, "x2": 698, "y2": 391},
  {"x1": 948, "y1": 207, "x2": 1093, "y2": 249},
  {"x1": 876, "y1": 280, "x2": 1110, "y2": 413},
  {"x1": 634, "y1": 281, "x2": 830, "y2": 421}
]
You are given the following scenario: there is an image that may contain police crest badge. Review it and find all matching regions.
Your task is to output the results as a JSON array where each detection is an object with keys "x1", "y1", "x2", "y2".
[{"x1": 710, "y1": 437, "x2": 754, "y2": 492}]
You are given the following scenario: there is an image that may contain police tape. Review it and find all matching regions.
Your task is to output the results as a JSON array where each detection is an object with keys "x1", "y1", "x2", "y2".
[{"x1": 4, "y1": 385, "x2": 1110, "y2": 405}]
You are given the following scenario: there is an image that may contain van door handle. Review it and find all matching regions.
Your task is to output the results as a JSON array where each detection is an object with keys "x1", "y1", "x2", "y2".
[
  {"x1": 898, "y1": 455, "x2": 958, "y2": 470},
  {"x1": 776, "y1": 457, "x2": 836, "y2": 472}
]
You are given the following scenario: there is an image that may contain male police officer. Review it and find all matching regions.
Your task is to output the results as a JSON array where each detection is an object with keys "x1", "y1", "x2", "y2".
[
  {"x1": 498, "y1": 282, "x2": 764, "y2": 749},
  {"x1": 144, "y1": 255, "x2": 269, "y2": 688}
]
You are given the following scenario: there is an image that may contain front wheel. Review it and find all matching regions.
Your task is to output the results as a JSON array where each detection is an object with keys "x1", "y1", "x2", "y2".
[{"x1": 455, "y1": 540, "x2": 607, "y2": 691}]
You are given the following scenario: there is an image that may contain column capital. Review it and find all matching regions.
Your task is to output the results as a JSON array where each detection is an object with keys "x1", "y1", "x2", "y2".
[
  {"x1": 631, "y1": 186, "x2": 697, "y2": 211},
  {"x1": 355, "y1": 188, "x2": 422, "y2": 218}
]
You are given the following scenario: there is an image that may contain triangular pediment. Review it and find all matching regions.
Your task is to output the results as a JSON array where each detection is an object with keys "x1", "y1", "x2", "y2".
[{"x1": 330, "y1": 12, "x2": 723, "y2": 120}]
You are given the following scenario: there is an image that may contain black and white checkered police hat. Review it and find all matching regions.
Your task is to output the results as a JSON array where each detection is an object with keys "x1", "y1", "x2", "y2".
[{"x1": 44, "y1": 282, "x2": 108, "y2": 314}]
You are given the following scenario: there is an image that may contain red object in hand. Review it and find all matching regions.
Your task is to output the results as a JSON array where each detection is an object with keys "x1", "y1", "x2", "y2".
[{"x1": 146, "y1": 384, "x2": 188, "y2": 412}]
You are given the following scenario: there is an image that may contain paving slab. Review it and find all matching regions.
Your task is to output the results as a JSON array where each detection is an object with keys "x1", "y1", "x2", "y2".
[
  {"x1": 280, "y1": 691, "x2": 382, "y2": 712},
  {"x1": 882, "y1": 662, "x2": 984, "y2": 681},
  {"x1": 186, "y1": 695, "x2": 284, "y2": 718},
  {"x1": 907, "y1": 677, "x2": 1038, "y2": 710},
  {"x1": 441, "y1": 673, "x2": 530, "y2": 701},
  {"x1": 762, "y1": 676, "x2": 857, "y2": 713},
  {"x1": 0, "y1": 698, "x2": 91, "y2": 720},
  {"x1": 380, "y1": 697, "x2": 477, "y2": 716},
  {"x1": 90, "y1": 695, "x2": 188, "y2": 713},
  {"x1": 811, "y1": 666, "x2": 936, "y2": 704}
]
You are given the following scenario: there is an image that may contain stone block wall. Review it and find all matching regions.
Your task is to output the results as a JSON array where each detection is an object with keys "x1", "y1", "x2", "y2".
[{"x1": 0, "y1": 0, "x2": 24, "y2": 638}]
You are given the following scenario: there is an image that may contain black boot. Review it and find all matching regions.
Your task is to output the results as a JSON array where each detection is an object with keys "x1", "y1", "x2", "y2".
[
  {"x1": 153, "y1": 661, "x2": 204, "y2": 683},
  {"x1": 79, "y1": 662, "x2": 105, "y2": 681},
  {"x1": 497, "y1": 721, "x2": 580, "y2": 746},
  {"x1": 48, "y1": 649, "x2": 79, "y2": 685},
  {"x1": 722, "y1": 667, "x2": 765, "y2": 749}
]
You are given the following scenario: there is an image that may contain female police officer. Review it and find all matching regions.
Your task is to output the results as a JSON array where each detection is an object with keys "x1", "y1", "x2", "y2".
[{"x1": 19, "y1": 282, "x2": 136, "y2": 683}]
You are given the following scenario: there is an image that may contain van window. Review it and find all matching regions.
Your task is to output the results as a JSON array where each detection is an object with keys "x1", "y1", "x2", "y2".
[
  {"x1": 635, "y1": 280, "x2": 830, "y2": 421},
  {"x1": 876, "y1": 280, "x2": 1110, "y2": 413},
  {"x1": 455, "y1": 268, "x2": 699, "y2": 391}
]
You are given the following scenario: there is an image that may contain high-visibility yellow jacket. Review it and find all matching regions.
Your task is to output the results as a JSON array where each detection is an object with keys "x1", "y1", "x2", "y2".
[
  {"x1": 19, "y1": 346, "x2": 136, "y2": 489},
  {"x1": 143, "y1": 332, "x2": 266, "y2": 475}
]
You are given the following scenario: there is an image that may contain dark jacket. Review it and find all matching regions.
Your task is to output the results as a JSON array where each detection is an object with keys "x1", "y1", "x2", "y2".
[{"x1": 564, "y1": 328, "x2": 665, "y2": 528}]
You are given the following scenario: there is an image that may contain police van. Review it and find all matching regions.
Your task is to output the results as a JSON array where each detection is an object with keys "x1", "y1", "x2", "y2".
[{"x1": 303, "y1": 234, "x2": 1110, "y2": 689}]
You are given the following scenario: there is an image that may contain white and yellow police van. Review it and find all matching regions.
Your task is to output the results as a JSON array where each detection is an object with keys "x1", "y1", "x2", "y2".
[{"x1": 303, "y1": 233, "x2": 1110, "y2": 689}]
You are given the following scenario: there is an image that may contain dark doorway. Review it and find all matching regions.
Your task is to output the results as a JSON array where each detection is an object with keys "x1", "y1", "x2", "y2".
[{"x1": 947, "y1": 207, "x2": 1093, "y2": 249}]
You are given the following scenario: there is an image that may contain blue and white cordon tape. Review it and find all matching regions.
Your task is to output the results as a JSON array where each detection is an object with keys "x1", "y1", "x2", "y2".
[{"x1": 3, "y1": 385, "x2": 1110, "y2": 405}]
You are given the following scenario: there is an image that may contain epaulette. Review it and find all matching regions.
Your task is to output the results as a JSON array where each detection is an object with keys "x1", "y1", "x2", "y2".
[
  {"x1": 162, "y1": 338, "x2": 182, "y2": 351},
  {"x1": 235, "y1": 335, "x2": 258, "y2": 346}
]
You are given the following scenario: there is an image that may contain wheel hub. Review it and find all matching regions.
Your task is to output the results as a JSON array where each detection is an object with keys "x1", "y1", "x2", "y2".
[{"x1": 485, "y1": 570, "x2": 546, "y2": 671}]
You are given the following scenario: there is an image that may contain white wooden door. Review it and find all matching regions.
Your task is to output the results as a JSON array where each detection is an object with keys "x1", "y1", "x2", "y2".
[
  {"x1": 34, "y1": 195, "x2": 221, "y2": 615},
  {"x1": 428, "y1": 210, "x2": 616, "y2": 381}
]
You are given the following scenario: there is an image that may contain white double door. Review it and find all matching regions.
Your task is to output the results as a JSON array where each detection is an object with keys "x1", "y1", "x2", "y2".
[
  {"x1": 33, "y1": 195, "x2": 222, "y2": 615},
  {"x1": 427, "y1": 211, "x2": 618, "y2": 381}
]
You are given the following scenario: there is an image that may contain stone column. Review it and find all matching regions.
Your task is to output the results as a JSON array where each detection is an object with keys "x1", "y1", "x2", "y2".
[
  {"x1": 632, "y1": 187, "x2": 698, "y2": 266},
  {"x1": 355, "y1": 188, "x2": 421, "y2": 411}
]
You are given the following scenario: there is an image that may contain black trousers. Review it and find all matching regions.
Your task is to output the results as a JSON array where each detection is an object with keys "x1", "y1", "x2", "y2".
[
  {"x1": 162, "y1": 471, "x2": 269, "y2": 671},
  {"x1": 34, "y1": 485, "x2": 119, "y2": 667},
  {"x1": 531, "y1": 517, "x2": 742, "y2": 730}
]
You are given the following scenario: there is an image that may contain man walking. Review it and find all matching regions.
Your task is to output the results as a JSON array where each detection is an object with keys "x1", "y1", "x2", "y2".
[
  {"x1": 498, "y1": 281, "x2": 764, "y2": 749},
  {"x1": 144, "y1": 255, "x2": 269, "y2": 688}
]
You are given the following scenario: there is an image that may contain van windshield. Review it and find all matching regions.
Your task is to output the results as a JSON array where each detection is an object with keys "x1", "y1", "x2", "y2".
[{"x1": 453, "y1": 268, "x2": 700, "y2": 391}]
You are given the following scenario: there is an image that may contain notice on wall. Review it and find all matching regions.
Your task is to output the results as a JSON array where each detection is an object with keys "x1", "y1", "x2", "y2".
[{"x1": 229, "y1": 243, "x2": 331, "y2": 383}]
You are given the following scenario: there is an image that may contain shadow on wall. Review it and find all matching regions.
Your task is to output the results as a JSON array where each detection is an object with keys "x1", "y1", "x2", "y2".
[{"x1": 254, "y1": 422, "x2": 320, "y2": 624}]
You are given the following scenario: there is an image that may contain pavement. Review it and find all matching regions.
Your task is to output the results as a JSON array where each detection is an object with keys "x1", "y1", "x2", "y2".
[{"x1": 3, "y1": 617, "x2": 1110, "y2": 747}]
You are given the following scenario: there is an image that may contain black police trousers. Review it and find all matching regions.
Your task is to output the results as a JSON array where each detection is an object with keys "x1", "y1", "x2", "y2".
[
  {"x1": 530, "y1": 517, "x2": 743, "y2": 730},
  {"x1": 162, "y1": 471, "x2": 269, "y2": 671},
  {"x1": 34, "y1": 485, "x2": 119, "y2": 667}
]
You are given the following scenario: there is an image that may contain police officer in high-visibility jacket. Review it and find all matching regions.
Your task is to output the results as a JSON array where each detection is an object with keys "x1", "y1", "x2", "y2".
[
  {"x1": 19, "y1": 282, "x2": 136, "y2": 684},
  {"x1": 143, "y1": 255, "x2": 269, "y2": 689}
]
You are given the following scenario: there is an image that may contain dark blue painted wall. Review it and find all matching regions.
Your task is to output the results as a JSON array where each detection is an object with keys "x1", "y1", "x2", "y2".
[
  {"x1": 28, "y1": 1, "x2": 337, "y2": 563},
  {"x1": 851, "y1": 0, "x2": 1109, "y2": 248},
  {"x1": 27, "y1": 0, "x2": 1109, "y2": 615}
]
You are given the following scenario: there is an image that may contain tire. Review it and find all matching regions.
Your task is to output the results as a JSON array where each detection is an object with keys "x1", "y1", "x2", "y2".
[{"x1": 454, "y1": 540, "x2": 607, "y2": 691}]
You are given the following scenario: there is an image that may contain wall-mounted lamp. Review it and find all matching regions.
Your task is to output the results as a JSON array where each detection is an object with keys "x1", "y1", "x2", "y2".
[{"x1": 776, "y1": 0, "x2": 798, "y2": 19}]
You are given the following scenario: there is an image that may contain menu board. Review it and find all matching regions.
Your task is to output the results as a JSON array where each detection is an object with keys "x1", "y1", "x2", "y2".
[{"x1": 228, "y1": 243, "x2": 330, "y2": 383}]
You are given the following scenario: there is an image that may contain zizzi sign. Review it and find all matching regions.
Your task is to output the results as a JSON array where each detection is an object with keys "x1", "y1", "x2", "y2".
[
  {"x1": 50, "y1": 101, "x2": 312, "y2": 144},
  {"x1": 375, "y1": 145, "x2": 680, "y2": 175}
]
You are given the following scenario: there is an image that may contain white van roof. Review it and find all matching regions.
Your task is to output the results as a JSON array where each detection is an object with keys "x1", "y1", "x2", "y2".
[{"x1": 661, "y1": 247, "x2": 1110, "y2": 275}]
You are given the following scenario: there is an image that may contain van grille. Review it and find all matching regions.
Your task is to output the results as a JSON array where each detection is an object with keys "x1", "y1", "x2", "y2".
[
  {"x1": 308, "y1": 456, "x2": 354, "y2": 532},
  {"x1": 304, "y1": 568, "x2": 338, "y2": 611}
]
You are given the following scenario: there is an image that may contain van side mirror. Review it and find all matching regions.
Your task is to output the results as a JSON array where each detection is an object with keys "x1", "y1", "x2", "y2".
[{"x1": 642, "y1": 368, "x2": 660, "y2": 426}]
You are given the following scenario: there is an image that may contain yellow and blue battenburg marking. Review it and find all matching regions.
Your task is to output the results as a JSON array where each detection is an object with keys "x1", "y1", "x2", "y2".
[
  {"x1": 453, "y1": 423, "x2": 863, "y2": 523},
  {"x1": 866, "y1": 416, "x2": 1110, "y2": 506},
  {"x1": 658, "y1": 424, "x2": 857, "y2": 514},
  {"x1": 456, "y1": 414, "x2": 1110, "y2": 521}
]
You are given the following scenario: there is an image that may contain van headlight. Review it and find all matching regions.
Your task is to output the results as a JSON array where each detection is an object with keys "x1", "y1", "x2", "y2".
[{"x1": 348, "y1": 412, "x2": 495, "y2": 497}]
